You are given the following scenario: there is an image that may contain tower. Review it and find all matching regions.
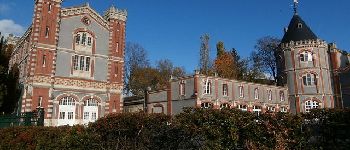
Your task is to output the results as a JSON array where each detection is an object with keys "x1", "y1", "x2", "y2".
[
  {"x1": 104, "y1": 6, "x2": 127, "y2": 113},
  {"x1": 21, "y1": 0, "x2": 62, "y2": 115},
  {"x1": 280, "y1": 2, "x2": 335, "y2": 113}
]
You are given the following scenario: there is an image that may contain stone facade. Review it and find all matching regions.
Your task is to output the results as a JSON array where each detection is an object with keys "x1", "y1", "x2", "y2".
[
  {"x1": 147, "y1": 72, "x2": 289, "y2": 115},
  {"x1": 9, "y1": 0, "x2": 126, "y2": 126}
]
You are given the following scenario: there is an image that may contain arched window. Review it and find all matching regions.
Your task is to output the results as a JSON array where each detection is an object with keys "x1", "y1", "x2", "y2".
[
  {"x1": 267, "y1": 90, "x2": 272, "y2": 101},
  {"x1": 254, "y1": 88, "x2": 259, "y2": 100},
  {"x1": 302, "y1": 74, "x2": 316, "y2": 86},
  {"x1": 280, "y1": 91, "x2": 285, "y2": 101},
  {"x1": 237, "y1": 104, "x2": 247, "y2": 111},
  {"x1": 83, "y1": 98, "x2": 99, "y2": 124},
  {"x1": 220, "y1": 103, "x2": 230, "y2": 109},
  {"x1": 201, "y1": 102, "x2": 213, "y2": 109},
  {"x1": 204, "y1": 81, "x2": 211, "y2": 95},
  {"x1": 58, "y1": 96, "x2": 77, "y2": 126},
  {"x1": 300, "y1": 51, "x2": 313, "y2": 62},
  {"x1": 305, "y1": 100, "x2": 319, "y2": 112}
]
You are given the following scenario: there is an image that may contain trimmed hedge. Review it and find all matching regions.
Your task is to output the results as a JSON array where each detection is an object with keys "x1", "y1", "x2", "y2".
[{"x1": 0, "y1": 108, "x2": 349, "y2": 150}]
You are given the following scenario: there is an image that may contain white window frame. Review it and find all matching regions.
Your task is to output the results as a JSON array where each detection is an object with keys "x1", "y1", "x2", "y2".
[
  {"x1": 303, "y1": 74, "x2": 316, "y2": 86},
  {"x1": 253, "y1": 105, "x2": 262, "y2": 116},
  {"x1": 280, "y1": 91, "x2": 285, "y2": 101},
  {"x1": 180, "y1": 81, "x2": 186, "y2": 96},
  {"x1": 267, "y1": 106, "x2": 276, "y2": 112},
  {"x1": 220, "y1": 103, "x2": 230, "y2": 109},
  {"x1": 305, "y1": 100, "x2": 319, "y2": 112},
  {"x1": 300, "y1": 51, "x2": 313, "y2": 62},
  {"x1": 268, "y1": 90, "x2": 272, "y2": 101},
  {"x1": 239, "y1": 86, "x2": 244, "y2": 98},
  {"x1": 280, "y1": 107, "x2": 287, "y2": 113},
  {"x1": 75, "y1": 32, "x2": 93, "y2": 52},
  {"x1": 201, "y1": 102, "x2": 213, "y2": 109},
  {"x1": 204, "y1": 81, "x2": 211, "y2": 95},
  {"x1": 237, "y1": 105, "x2": 247, "y2": 111},
  {"x1": 254, "y1": 88, "x2": 259, "y2": 100},
  {"x1": 72, "y1": 55, "x2": 91, "y2": 78}
]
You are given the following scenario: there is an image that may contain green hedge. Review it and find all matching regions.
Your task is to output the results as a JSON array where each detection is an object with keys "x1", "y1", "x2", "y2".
[{"x1": 0, "y1": 108, "x2": 349, "y2": 150}]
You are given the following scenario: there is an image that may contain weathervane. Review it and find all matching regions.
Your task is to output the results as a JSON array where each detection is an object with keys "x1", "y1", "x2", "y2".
[{"x1": 293, "y1": 0, "x2": 299, "y2": 14}]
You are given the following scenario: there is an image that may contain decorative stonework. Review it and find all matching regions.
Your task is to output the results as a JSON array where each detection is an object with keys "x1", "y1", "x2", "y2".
[{"x1": 61, "y1": 6, "x2": 109, "y2": 29}]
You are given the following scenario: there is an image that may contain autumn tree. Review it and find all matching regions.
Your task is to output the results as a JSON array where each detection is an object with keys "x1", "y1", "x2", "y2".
[
  {"x1": 251, "y1": 36, "x2": 280, "y2": 83},
  {"x1": 199, "y1": 34, "x2": 212, "y2": 75},
  {"x1": 214, "y1": 52, "x2": 237, "y2": 79}
]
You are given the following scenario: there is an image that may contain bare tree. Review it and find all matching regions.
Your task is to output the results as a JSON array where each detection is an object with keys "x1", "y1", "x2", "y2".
[
  {"x1": 252, "y1": 36, "x2": 280, "y2": 83},
  {"x1": 124, "y1": 42, "x2": 150, "y2": 95},
  {"x1": 199, "y1": 34, "x2": 211, "y2": 75}
]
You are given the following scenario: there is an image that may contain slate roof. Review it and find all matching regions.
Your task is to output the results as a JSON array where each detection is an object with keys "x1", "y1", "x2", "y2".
[{"x1": 281, "y1": 14, "x2": 317, "y2": 43}]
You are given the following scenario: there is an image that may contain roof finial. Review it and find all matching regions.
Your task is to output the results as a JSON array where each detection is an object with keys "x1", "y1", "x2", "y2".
[{"x1": 293, "y1": 0, "x2": 299, "y2": 15}]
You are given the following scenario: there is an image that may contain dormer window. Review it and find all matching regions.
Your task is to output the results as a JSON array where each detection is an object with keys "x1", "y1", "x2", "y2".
[
  {"x1": 297, "y1": 23, "x2": 303, "y2": 28},
  {"x1": 300, "y1": 51, "x2": 312, "y2": 62}
]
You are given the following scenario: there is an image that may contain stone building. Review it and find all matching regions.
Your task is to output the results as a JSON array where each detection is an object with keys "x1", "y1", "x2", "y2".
[
  {"x1": 146, "y1": 72, "x2": 289, "y2": 115},
  {"x1": 9, "y1": 0, "x2": 126, "y2": 126},
  {"x1": 278, "y1": 10, "x2": 350, "y2": 113}
]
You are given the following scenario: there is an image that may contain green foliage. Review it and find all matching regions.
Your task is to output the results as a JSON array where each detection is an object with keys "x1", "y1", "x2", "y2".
[{"x1": 0, "y1": 109, "x2": 349, "y2": 149}]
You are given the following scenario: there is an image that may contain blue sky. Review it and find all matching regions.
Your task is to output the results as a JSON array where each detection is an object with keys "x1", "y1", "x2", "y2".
[{"x1": 0, "y1": 0, "x2": 349, "y2": 73}]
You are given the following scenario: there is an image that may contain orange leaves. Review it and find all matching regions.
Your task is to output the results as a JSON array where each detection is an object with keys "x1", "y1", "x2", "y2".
[{"x1": 214, "y1": 52, "x2": 237, "y2": 79}]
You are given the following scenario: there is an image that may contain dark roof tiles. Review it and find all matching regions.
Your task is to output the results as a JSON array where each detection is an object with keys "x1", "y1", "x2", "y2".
[{"x1": 281, "y1": 14, "x2": 317, "y2": 43}]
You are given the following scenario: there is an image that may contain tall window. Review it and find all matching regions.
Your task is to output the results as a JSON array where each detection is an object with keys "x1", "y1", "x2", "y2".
[
  {"x1": 305, "y1": 100, "x2": 319, "y2": 112},
  {"x1": 180, "y1": 81, "x2": 185, "y2": 96},
  {"x1": 222, "y1": 84, "x2": 228, "y2": 96},
  {"x1": 45, "y1": 26, "x2": 49, "y2": 38},
  {"x1": 38, "y1": 96, "x2": 43, "y2": 107},
  {"x1": 303, "y1": 74, "x2": 316, "y2": 86},
  {"x1": 280, "y1": 91, "x2": 285, "y2": 101},
  {"x1": 58, "y1": 96, "x2": 76, "y2": 126},
  {"x1": 42, "y1": 55, "x2": 46, "y2": 67},
  {"x1": 201, "y1": 102, "x2": 213, "y2": 109},
  {"x1": 84, "y1": 98, "x2": 98, "y2": 124},
  {"x1": 239, "y1": 86, "x2": 244, "y2": 98},
  {"x1": 204, "y1": 81, "x2": 211, "y2": 95},
  {"x1": 72, "y1": 55, "x2": 91, "y2": 74},
  {"x1": 268, "y1": 90, "x2": 272, "y2": 101},
  {"x1": 48, "y1": 4, "x2": 52, "y2": 12},
  {"x1": 300, "y1": 51, "x2": 313, "y2": 62},
  {"x1": 254, "y1": 88, "x2": 259, "y2": 100}
]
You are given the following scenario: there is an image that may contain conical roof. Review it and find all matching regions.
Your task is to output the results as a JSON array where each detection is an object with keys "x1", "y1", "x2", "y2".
[{"x1": 281, "y1": 14, "x2": 317, "y2": 43}]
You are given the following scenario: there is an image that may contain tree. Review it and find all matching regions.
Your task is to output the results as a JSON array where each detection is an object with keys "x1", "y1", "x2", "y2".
[
  {"x1": 214, "y1": 52, "x2": 237, "y2": 79},
  {"x1": 199, "y1": 34, "x2": 211, "y2": 75},
  {"x1": 216, "y1": 41, "x2": 225, "y2": 57},
  {"x1": 129, "y1": 67, "x2": 161, "y2": 96},
  {"x1": 124, "y1": 42, "x2": 150, "y2": 95},
  {"x1": 252, "y1": 36, "x2": 280, "y2": 83}
]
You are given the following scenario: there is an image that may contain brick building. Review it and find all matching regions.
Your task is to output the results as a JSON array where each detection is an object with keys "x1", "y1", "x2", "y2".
[{"x1": 9, "y1": 0, "x2": 126, "y2": 126}]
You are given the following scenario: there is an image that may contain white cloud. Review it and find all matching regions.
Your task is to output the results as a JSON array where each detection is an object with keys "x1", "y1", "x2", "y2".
[{"x1": 0, "y1": 19, "x2": 25, "y2": 37}]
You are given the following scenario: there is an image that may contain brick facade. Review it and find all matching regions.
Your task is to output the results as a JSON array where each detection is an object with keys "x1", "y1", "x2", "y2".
[{"x1": 9, "y1": 0, "x2": 127, "y2": 126}]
